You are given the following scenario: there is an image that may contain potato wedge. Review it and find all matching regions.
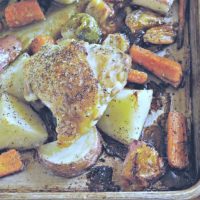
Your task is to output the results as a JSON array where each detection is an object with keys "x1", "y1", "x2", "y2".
[
  {"x1": 37, "y1": 127, "x2": 102, "y2": 177},
  {"x1": 0, "y1": 93, "x2": 48, "y2": 150},
  {"x1": 0, "y1": 53, "x2": 29, "y2": 101},
  {"x1": 97, "y1": 89, "x2": 153, "y2": 145}
]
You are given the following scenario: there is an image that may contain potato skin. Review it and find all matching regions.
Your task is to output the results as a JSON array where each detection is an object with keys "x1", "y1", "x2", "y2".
[
  {"x1": 37, "y1": 132, "x2": 102, "y2": 177},
  {"x1": 0, "y1": 35, "x2": 22, "y2": 71}
]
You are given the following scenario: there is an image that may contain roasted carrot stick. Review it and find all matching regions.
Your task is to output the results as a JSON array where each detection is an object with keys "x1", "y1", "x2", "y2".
[
  {"x1": 128, "y1": 69, "x2": 148, "y2": 84},
  {"x1": 5, "y1": 0, "x2": 45, "y2": 28},
  {"x1": 167, "y1": 112, "x2": 189, "y2": 169},
  {"x1": 0, "y1": 149, "x2": 23, "y2": 177},
  {"x1": 30, "y1": 35, "x2": 55, "y2": 54},
  {"x1": 177, "y1": 0, "x2": 188, "y2": 49},
  {"x1": 130, "y1": 45, "x2": 183, "y2": 88}
]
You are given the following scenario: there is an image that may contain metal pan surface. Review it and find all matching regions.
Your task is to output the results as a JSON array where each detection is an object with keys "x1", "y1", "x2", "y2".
[{"x1": 0, "y1": 0, "x2": 200, "y2": 199}]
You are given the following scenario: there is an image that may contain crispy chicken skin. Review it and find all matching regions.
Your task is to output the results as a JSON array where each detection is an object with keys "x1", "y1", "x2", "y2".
[{"x1": 24, "y1": 41, "x2": 131, "y2": 146}]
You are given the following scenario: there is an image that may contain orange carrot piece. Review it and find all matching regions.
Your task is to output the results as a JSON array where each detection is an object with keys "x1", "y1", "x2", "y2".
[
  {"x1": 30, "y1": 35, "x2": 55, "y2": 54},
  {"x1": 128, "y1": 69, "x2": 148, "y2": 84},
  {"x1": 5, "y1": 0, "x2": 45, "y2": 28},
  {"x1": 130, "y1": 45, "x2": 183, "y2": 88},
  {"x1": 0, "y1": 149, "x2": 23, "y2": 177},
  {"x1": 167, "y1": 112, "x2": 189, "y2": 169}
]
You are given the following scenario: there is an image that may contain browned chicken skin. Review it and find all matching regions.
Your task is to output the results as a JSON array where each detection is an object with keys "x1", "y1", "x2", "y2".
[{"x1": 24, "y1": 40, "x2": 131, "y2": 146}]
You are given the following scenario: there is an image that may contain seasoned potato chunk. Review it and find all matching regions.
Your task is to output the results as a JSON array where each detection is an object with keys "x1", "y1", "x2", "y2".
[
  {"x1": 0, "y1": 53, "x2": 29, "y2": 101},
  {"x1": 0, "y1": 93, "x2": 48, "y2": 150},
  {"x1": 37, "y1": 127, "x2": 102, "y2": 177},
  {"x1": 97, "y1": 89, "x2": 153, "y2": 144}
]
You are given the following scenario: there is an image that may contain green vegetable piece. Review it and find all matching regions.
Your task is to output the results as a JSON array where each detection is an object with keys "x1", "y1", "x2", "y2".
[
  {"x1": 103, "y1": 33, "x2": 130, "y2": 52},
  {"x1": 61, "y1": 13, "x2": 102, "y2": 43}
]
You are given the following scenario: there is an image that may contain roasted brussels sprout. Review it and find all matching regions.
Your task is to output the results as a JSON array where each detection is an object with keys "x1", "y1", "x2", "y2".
[
  {"x1": 86, "y1": 0, "x2": 116, "y2": 35},
  {"x1": 125, "y1": 10, "x2": 164, "y2": 33},
  {"x1": 131, "y1": 0, "x2": 175, "y2": 15},
  {"x1": 61, "y1": 13, "x2": 102, "y2": 43},
  {"x1": 143, "y1": 25, "x2": 176, "y2": 45},
  {"x1": 86, "y1": 0, "x2": 114, "y2": 25},
  {"x1": 103, "y1": 33, "x2": 130, "y2": 52}
]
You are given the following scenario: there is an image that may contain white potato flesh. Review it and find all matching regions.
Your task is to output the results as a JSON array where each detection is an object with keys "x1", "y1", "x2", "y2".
[
  {"x1": 0, "y1": 93, "x2": 48, "y2": 150},
  {"x1": 38, "y1": 127, "x2": 102, "y2": 177},
  {"x1": 132, "y1": 0, "x2": 174, "y2": 14},
  {"x1": 0, "y1": 53, "x2": 29, "y2": 101},
  {"x1": 97, "y1": 89, "x2": 153, "y2": 145}
]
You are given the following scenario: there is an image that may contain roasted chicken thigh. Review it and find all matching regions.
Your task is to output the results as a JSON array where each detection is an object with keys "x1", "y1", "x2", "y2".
[{"x1": 24, "y1": 40, "x2": 131, "y2": 146}]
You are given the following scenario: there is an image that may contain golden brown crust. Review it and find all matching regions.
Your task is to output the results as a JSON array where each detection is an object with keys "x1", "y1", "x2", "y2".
[{"x1": 24, "y1": 41, "x2": 131, "y2": 146}]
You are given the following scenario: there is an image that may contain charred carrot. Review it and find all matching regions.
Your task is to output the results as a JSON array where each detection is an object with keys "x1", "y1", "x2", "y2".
[
  {"x1": 128, "y1": 69, "x2": 148, "y2": 84},
  {"x1": 167, "y1": 112, "x2": 189, "y2": 169},
  {"x1": 30, "y1": 35, "x2": 55, "y2": 54},
  {"x1": 0, "y1": 149, "x2": 23, "y2": 177},
  {"x1": 130, "y1": 45, "x2": 183, "y2": 88},
  {"x1": 177, "y1": 0, "x2": 188, "y2": 49},
  {"x1": 5, "y1": 0, "x2": 45, "y2": 28}
]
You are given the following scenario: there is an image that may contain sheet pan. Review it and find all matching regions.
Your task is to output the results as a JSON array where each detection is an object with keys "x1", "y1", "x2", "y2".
[{"x1": 0, "y1": 0, "x2": 200, "y2": 199}]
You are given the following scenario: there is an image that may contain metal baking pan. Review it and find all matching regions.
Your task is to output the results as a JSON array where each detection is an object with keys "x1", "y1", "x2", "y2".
[{"x1": 0, "y1": 0, "x2": 200, "y2": 199}]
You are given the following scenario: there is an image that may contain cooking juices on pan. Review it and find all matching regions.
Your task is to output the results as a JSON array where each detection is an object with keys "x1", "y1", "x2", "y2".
[{"x1": 0, "y1": 0, "x2": 196, "y2": 192}]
